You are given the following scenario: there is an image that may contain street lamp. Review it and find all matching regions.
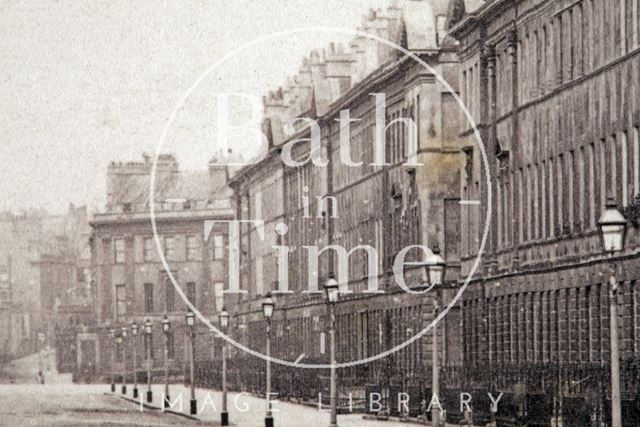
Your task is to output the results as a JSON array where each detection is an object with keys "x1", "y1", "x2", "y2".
[
  {"x1": 37, "y1": 332, "x2": 45, "y2": 385},
  {"x1": 324, "y1": 274, "x2": 339, "y2": 427},
  {"x1": 162, "y1": 315, "x2": 171, "y2": 409},
  {"x1": 186, "y1": 311, "x2": 197, "y2": 415},
  {"x1": 131, "y1": 322, "x2": 139, "y2": 399},
  {"x1": 116, "y1": 335, "x2": 124, "y2": 392},
  {"x1": 109, "y1": 328, "x2": 116, "y2": 392},
  {"x1": 262, "y1": 293, "x2": 275, "y2": 427},
  {"x1": 424, "y1": 244, "x2": 446, "y2": 287},
  {"x1": 598, "y1": 197, "x2": 627, "y2": 253},
  {"x1": 121, "y1": 327, "x2": 128, "y2": 395},
  {"x1": 423, "y1": 244, "x2": 446, "y2": 427},
  {"x1": 219, "y1": 308, "x2": 230, "y2": 426},
  {"x1": 597, "y1": 197, "x2": 627, "y2": 427},
  {"x1": 144, "y1": 319, "x2": 153, "y2": 403}
]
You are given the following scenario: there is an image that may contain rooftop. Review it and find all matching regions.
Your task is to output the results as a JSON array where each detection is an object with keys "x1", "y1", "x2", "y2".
[
  {"x1": 260, "y1": 0, "x2": 459, "y2": 138},
  {"x1": 101, "y1": 154, "x2": 232, "y2": 217}
]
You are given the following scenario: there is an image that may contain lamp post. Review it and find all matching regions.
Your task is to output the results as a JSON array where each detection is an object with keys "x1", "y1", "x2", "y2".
[
  {"x1": 116, "y1": 335, "x2": 123, "y2": 393},
  {"x1": 131, "y1": 322, "x2": 139, "y2": 399},
  {"x1": 324, "y1": 274, "x2": 340, "y2": 427},
  {"x1": 162, "y1": 315, "x2": 171, "y2": 409},
  {"x1": 121, "y1": 326, "x2": 128, "y2": 395},
  {"x1": 144, "y1": 319, "x2": 153, "y2": 403},
  {"x1": 37, "y1": 332, "x2": 45, "y2": 384},
  {"x1": 262, "y1": 293, "x2": 275, "y2": 427},
  {"x1": 597, "y1": 197, "x2": 627, "y2": 427},
  {"x1": 186, "y1": 311, "x2": 197, "y2": 415},
  {"x1": 219, "y1": 308, "x2": 230, "y2": 426},
  {"x1": 109, "y1": 328, "x2": 116, "y2": 392},
  {"x1": 423, "y1": 244, "x2": 446, "y2": 427}
]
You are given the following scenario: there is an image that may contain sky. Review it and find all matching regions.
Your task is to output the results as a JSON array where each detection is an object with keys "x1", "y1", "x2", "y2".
[{"x1": 0, "y1": 0, "x2": 391, "y2": 214}]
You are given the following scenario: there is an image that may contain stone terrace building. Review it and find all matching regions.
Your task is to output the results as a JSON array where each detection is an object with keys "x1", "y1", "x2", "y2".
[
  {"x1": 0, "y1": 206, "x2": 89, "y2": 361},
  {"x1": 225, "y1": 0, "x2": 483, "y2": 412},
  {"x1": 90, "y1": 154, "x2": 233, "y2": 380},
  {"x1": 33, "y1": 204, "x2": 92, "y2": 354},
  {"x1": 449, "y1": 0, "x2": 640, "y2": 423}
]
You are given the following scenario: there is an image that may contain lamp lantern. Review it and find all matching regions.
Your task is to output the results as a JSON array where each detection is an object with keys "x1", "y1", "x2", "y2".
[
  {"x1": 598, "y1": 197, "x2": 627, "y2": 253},
  {"x1": 186, "y1": 311, "x2": 195, "y2": 328},
  {"x1": 424, "y1": 244, "x2": 446, "y2": 287},
  {"x1": 262, "y1": 293, "x2": 274, "y2": 319},
  {"x1": 324, "y1": 274, "x2": 339, "y2": 304},
  {"x1": 162, "y1": 315, "x2": 171, "y2": 333},
  {"x1": 219, "y1": 308, "x2": 230, "y2": 330}
]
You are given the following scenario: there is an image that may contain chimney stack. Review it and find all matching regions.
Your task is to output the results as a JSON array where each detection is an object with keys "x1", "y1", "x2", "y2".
[
  {"x1": 208, "y1": 156, "x2": 228, "y2": 199},
  {"x1": 262, "y1": 89, "x2": 287, "y2": 147},
  {"x1": 309, "y1": 49, "x2": 332, "y2": 116},
  {"x1": 325, "y1": 43, "x2": 353, "y2": 102}
]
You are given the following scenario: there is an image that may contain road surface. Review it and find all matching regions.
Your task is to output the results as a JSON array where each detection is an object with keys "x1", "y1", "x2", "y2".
[
  {"x1": 1, "y1": 351, "x2": 433, "y2": 426},
  {"x1": 115, "y1": 383, "x2": 429, "y2": 427},
  {"x1": 0, "y1": 384, "x2": 209, "y2": 426}
]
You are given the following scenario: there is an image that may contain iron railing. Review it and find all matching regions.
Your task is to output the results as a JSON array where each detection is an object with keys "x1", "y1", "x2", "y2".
[{"x1": 193, "y1": 358, "x2": 640, "y2": 425}]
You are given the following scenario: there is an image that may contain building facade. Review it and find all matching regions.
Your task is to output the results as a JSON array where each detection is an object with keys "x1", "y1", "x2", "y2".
[
  {"x1": 449, "y1": 0, "x2": 640, "y2": 423},
  {"x1": 0, "y1": 211, "x2": 43, "y2": 360},
  {"x1": 0, "y1": 206, "x2": 89, "y2": 362},
  {"x1": 224, "y1": 0, "x2": 475, "y2": 410},
  {"x1": 30, "y1": 204, "x2": 93, "y2": 371},
  {"x1": 90, "y1": 154, "x2": 233, "y2": 379}
]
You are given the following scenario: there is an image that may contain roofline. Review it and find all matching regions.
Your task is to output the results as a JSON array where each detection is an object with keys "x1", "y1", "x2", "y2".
[
  {"x1": 229, "y1": 50, "x2": 446, "y2": 187},
  {"x1": 448, "y1": 0, "x2": 508, "y2": 39},
  {"x1": 90, "y1": 208, "x2": 235, "y2": 227},
  {"x1": 227, "y1": 148, "x2": 283, "y2": 189}
]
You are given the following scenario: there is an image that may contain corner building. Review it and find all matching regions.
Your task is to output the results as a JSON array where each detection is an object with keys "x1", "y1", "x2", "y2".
[
  {"x1": 90, "y1": 154, "x2": 233, "y2": 380},
  {"x1": 449, "y1": 0, "x2": 640, "y2": 423}
]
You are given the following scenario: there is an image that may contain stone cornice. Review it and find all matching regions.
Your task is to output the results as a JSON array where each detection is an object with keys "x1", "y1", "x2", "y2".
[{"x1": 90, "y1": 208, "x2": 234, "y2": 227}]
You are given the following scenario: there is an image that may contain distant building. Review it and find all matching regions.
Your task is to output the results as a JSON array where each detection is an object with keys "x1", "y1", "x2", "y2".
[
  {"x1": 54, "y1": 305, "x2": 96, "y2": 375},
  {"x1": 89, "y1": 154, "x2": 233, "y2": 380},
  {"x1": 0, "y1": 211, "x2": 43, "y2": 359},
  {"x1": 30, "y1": 204, "x2": 92, "y2": 360},
  {"x1": 0, "y1": 254, "x2": 26, "y2": 362},
  {"x1": 0, "y1": 206, "x2": 90, "y2": 360}
]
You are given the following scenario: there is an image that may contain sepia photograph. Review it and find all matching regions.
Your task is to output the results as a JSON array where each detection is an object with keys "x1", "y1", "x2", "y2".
[{"x1": 1, "y1": 0, "x2": 639, "y2": 426}]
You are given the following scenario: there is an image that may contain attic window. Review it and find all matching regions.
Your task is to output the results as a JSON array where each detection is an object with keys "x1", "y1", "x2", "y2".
[
  {"x1": 183, "y1": 200, "x2": 192, "y2": 210},
  {"x1": 122, "y1": 203, "x2": 131, "y2": 212},
  {"x1": 436, "y1": 15, "x2": 447, "y2": 46}
]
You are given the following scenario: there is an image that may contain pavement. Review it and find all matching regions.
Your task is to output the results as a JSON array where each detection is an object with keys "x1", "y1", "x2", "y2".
[
  {"x1": 110, "y1": 382, "x2": 433, "y2": 426},
  {"x1": 1, "y1": 350, "x2": 442, "y2": 426},
  {"x1": 0, "y1": 384, "x2": 208, "y2": 426}
]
